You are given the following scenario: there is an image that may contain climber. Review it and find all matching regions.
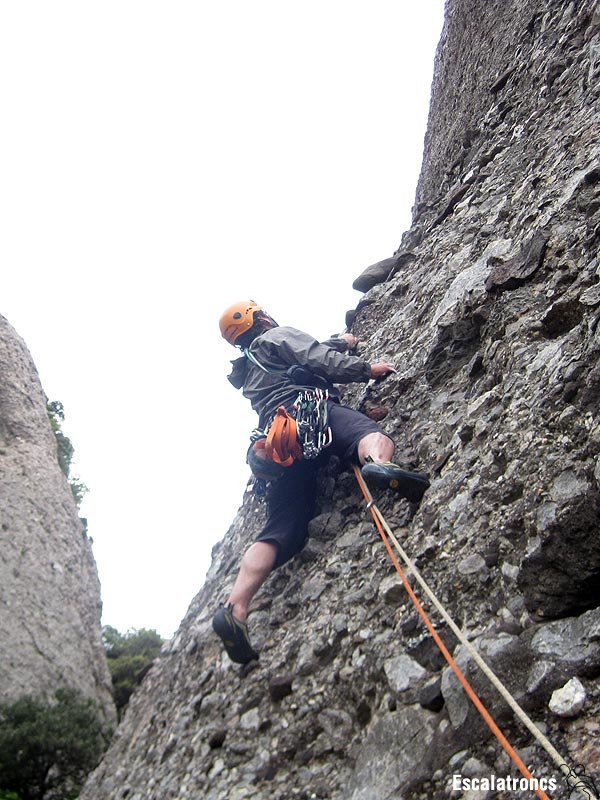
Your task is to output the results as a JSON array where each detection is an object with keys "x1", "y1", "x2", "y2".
[{"x1": 212, "y1": 300, "x2": 430, "y2": 664}]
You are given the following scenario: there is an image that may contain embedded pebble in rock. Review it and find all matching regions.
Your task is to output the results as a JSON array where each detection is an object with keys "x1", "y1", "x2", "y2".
[
  {"x1": 550, "y1": 470, "x2": 590, "y2": 503},
  {"x1": 530, "y1": 608, "x2": 600, "y2": 664},
  {"x1": 501, "y1": 562, "x2": 520, "y2": 581},
  {"x1": 441, "y1": 648, "x2": 473, "y2": 729},
  {"x1": 81, "y1": 2, "x2": 600, "y2": 798},
  {"x1": 378, "y1": 574, "x2": 405, "y2": 604},
  {"x1": 268, "y1": 675, "x2": 294, "y2": 702},
  {"x1": 384, "y1": 654, "x2": 427, "y2": 693},
  {"x1": 458, "y1": 553, "x2": 486, "y2": 575},
  {"x1": 462, "y1": 756, "x2": 492, "y2": 778},
  {"x1": 448, "y1": 749, "x2": 470, "y2": 772},
  {"x1": 419, "y1": 677, "x2": 444, "y2": 712},
  {"x1": 526, "y1": 661, "x2": 555, "y2": 695},
  {"x1": 549, "y1": 677, "x2": 587, "y2": 718}
]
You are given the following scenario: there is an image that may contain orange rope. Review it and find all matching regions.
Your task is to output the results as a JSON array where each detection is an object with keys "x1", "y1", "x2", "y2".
[
  {"x1": 353, "y1": 465, "x2": 551, "y2": 800},
  {"x1": 266, "y1": 406, "x2": 303, "y2": 466}
]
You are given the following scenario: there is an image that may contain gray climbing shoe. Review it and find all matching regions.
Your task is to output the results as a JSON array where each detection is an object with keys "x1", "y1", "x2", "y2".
[
  {"x1": 361, "y1": 460, "x2": 430, "y2": 502},
  {"x1": 212, "y1": 603, "x2": 259, "y2": 664}
]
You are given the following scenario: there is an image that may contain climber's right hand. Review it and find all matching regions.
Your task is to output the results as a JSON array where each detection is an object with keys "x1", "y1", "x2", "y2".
[{"x1": 370, "y1": 362, "x2": 397, "y2": 379}]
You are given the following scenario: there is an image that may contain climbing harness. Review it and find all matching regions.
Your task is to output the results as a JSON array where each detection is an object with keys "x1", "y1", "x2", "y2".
[
  {"x1": 244, "y1": 345, "x2": 333, "y2": 485},
  {"x1": 353, "y1": 465, "x2": 597, "y2": 800},
  {"x1": 247, "y1": 390, "x2": 333, "y2": 482},
  {"x1": 246, "y1": 431, "x2": 286, "y2": 483}
]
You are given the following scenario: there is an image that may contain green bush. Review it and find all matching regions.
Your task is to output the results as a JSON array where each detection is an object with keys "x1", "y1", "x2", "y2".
[
  {"x1": 46, "y1": 400, "x2": 89, "y2": 508},
  {"x1": 103, "y1": 627, "x2": 164, "y2": 718},
  {"x1": 0, "y1": 688, "x2": 111, "y2": 800}
]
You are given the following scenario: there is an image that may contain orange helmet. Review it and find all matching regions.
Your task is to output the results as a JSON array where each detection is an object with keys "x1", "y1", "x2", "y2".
[{"x1": 219, "y1": 300, "x2": 263, "y2": 345}]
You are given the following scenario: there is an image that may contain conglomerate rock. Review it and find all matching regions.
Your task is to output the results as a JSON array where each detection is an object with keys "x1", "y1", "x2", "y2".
[
  {"x1": 82, "y1": 1, "x2": 600, "y2": 797},
  {"x1": 0, "y1": 314, "x2": 116, "y2": 724}
]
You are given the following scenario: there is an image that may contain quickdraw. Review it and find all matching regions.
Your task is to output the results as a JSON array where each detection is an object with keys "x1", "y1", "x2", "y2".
[{"x1": 292, "y1": 388, "x2": 332, "y2": 460}]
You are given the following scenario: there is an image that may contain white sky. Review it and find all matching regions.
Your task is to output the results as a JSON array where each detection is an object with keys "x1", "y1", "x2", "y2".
[{"x1": 1, "y1": 2, "x2": 445, "y2": 639}]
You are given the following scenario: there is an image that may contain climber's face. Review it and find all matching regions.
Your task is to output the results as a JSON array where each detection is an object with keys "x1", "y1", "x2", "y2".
[{"x1": 255, "y1": 311, "x2": 279, "y2": 331}]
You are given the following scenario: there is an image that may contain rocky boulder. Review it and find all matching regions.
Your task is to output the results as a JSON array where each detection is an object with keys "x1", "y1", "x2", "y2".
[{"x1": 0, "y1": 314, "x2": 115, "y2": 724}]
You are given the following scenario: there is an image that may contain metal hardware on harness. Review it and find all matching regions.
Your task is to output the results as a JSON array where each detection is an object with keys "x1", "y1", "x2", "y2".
[
  {"x1": 292, "y1": 388, "x2": 332, "y2": 460},
  {"x1": 250, "y1": 427, "x2": 267, "y2": 443}
]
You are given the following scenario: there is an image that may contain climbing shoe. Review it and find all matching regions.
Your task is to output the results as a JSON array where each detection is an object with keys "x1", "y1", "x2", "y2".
[
  {"x1": 212, "y1": 603, "x2": 259, "y2": 665},
  {"x1": 361, "y1": 459, "x2": 430, "y2": 503}
]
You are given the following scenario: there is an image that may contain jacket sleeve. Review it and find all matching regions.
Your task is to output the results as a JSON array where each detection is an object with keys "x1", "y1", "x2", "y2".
[
  {"x1": 321, "y1": 335, "x2": 349, "y2": 353},
  {"x1": 262, "y1": 327, "x2": 372, "y2": 384}
]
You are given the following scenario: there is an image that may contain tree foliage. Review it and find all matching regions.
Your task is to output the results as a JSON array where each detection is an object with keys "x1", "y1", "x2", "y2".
[
  {"x1": 46, "y1": 400, "x2": 89, "y2": 508},
  {"x1": 103, "y1": 627, "x2": 164, "y2": 717},
  {"x1": 0, "y1": 688, "x2": 111, "y2": 800}
]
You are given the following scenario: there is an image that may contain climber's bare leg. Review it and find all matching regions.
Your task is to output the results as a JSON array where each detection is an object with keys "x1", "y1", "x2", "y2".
[
  {"x1": 226, "y1": 541, "x2": 278, "y2": 622},
  {"x1": 357, "y1": 432, "x2": 395, "y2": 466}
]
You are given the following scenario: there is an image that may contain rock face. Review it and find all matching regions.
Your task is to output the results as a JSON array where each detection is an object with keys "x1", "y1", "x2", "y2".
[
  {"x1": 82, "y1": 1, "x2": 600, "y2": 798},
  {"x1": 0, "y1": 314, "x2": 115, "y2": 724}
]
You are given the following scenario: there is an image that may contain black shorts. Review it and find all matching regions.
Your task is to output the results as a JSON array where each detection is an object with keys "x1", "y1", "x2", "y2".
[
  {"x1": 326, "y1": 400, "x2": 391, "y2": 462},
  {"x1": 255, "y1": 401, "x2": 392, "y2": 567}
]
